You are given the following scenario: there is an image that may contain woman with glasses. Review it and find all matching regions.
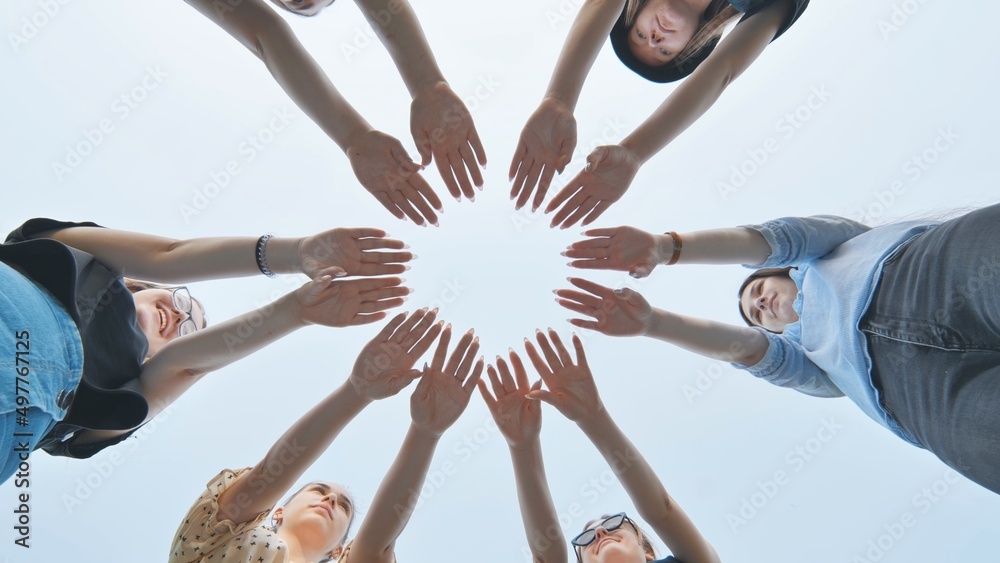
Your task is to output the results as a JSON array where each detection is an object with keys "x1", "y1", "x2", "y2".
[
  {"x1": 556, "y1": 205, "x2": 1000, "y2": 495},
  {"x1": 480, "y1": 329, "x2": 718, "y2": 563},
  {"x1": 183, "y1": 0, "x2": 487, "y2": 226},
  {"x1": 169, "y1": 312, "x2": 483, "y2": 562},
  {"x1": 509, "y1": 0, "x2": 807, "y2": 228},
  {"x1": 0, "y1": 218, "x2": 411, "y2": 482}
]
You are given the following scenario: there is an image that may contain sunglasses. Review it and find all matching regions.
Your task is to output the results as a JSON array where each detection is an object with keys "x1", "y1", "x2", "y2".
[{"x1": 571, "y1": 512, "x2": 637, "y2": 548}]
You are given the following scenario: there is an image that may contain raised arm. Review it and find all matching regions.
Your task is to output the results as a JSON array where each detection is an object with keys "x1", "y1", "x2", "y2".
[
  {"x1": 349, "y1": 325, "x2": 484, "y2": 561},
  {"x1": 354, "y1": 0, "x2": 487, "y2": 201},
  {"x1": 525, "y1": 330, "x2": 720, "y2": 563},
  {"x1": 183, "y1": 0, "x2": 442, "y2": 225},
  {"x1": 39, "y1": 224, "x2": 412, "y2": 283},
  {"x1": 479, "y1": 352, "x2": 567, "y2": 563},
  {"x1": 509, "y1": 0, "x2": 627, "y2": 212},
  {"x1": 214, "y1": 309, "x2": 441, "y2": 525},
  {"x1": 556, "y1": 277, "x2": 767, "y2": 364},
  {"x1": 545, "y1": 1, "x2": 796, "y2": 229}
]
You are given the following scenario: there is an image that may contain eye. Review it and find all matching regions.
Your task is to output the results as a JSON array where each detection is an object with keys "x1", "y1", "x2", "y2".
[
  {"x1": 660, "y1": 49, "x2": 670, "y2": 56},
  {"x1": 339, "y1": 498, "x2": 353, "y2": 514},
  {"x1": 636, "y1": 30, "x2": 645, "y2": 40}
]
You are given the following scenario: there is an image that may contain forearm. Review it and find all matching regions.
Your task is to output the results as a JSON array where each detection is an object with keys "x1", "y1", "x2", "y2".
[
  {"x1": 218, "y1": 381, "x2": 371, "y2": 523},
  {"x1": 578, "y1": 411, "x2": 720, "y2": 563},
  {"x1": 620, "y1": 4, "x2": 783, "y2": 164},
  {"x1": 644, "y1": 308, "x2": 767, "y2": 365},
  {"x1": 185, "y1": 0, "x2": 371, "y2": 150},
  {"x1": 353, "y1": 424, "x2": 439, "y2": 555},
  {"x1": 510, "y1": 440, "x2": 568, "y2": 563},
  {"x1": 657, "y1": 227, "x2": 771, "y2": 266},
  {"x1": 544, "y1": 0, "x2": 626, "y2": 109},
  {"x1": 355, "y1": 0, "x2": 446, "y2": 97}
]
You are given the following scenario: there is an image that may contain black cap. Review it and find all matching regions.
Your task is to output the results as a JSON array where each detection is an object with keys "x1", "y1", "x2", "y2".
[{"x1": 608, "y1": 6, "x2": 720, "y2": 84}]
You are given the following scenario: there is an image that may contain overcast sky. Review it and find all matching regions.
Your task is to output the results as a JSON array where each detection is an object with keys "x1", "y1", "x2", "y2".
[{"x1": 3, "y1": 1, "x2": 999, "y2": 561}]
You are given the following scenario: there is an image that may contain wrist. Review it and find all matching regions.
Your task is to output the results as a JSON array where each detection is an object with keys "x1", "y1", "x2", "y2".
[
  {"x1": 540, "y1": 94, "x2": 575, "y2": 112},
  {"x1": 262, "y1": 237, "x2": 303, "y2": 275},
  {"x1": 342, "y1": 123, "x2": 376, "y2": 156},
  {"x1": 339, "y1": 378, "x2": 374, "y2": 410},
  {"x1": 408, "y1": 422, "x2": 444, "y2": 443},
  {"x1": 653, "y1": 234, "x2": 675, "y2": 265},
  {"x1": 618, "y1": 137, "x2": 649, "y2": 165},
  {"x1": 411, "y1": 78, "x2": 450, "y2": 99},
  {"x1": 576, "y1": 408, "x2": 612, "y2": 435},
  {"x1": 276, "y1": 290, "x2": 310, "y2": 329},
  {"x1": 508, "y1": 434, "x2": 542, "y2": 453}
]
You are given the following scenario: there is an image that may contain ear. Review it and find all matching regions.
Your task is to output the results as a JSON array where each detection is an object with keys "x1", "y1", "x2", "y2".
[
  {"x1": 330, "y1": 546, "x2": 344, "y2": 560},
  {"x1": 273, "y1": 507, "x2": 284, "y2": 523}
]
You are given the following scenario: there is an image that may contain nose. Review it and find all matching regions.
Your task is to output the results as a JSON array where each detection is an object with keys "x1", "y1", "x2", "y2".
[
  {"x1": 755, "y1": 295, "x2": 768, "y2": 311},
  {"x1": 648, "y1": 29, "x2": 662, "y2": 46},
  {"x1": 594, "y1": 526, "x2": 609, "y2": 538}
]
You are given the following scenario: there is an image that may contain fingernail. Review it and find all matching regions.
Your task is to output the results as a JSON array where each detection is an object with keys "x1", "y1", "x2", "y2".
[
  {"x1": 403, "y1": 265, "x2": 411, "y2": 271},
  {"x1": 470, "y1": 195, "x2": 476, "y2": 203},
  {"x1": 401, "y1": 296, "x2": 409, "y2": 303},
  {"x1": 508, "y1": 347, "x2": 514, "y2": 354},
  {"x1": 431, "y1": 307, "x2": 439, "y2": 314},
  {"x1": 535, "y1": 328, "x2": 542, "y2": 335},
  {"x1": 432, "y1": 220, "x2": 440, "y2": 227},
  {"x1": 454, "y1": 196, "x2": 462, "y2": 202},
  {"x1": 319, "y1": 275, "x2": 332, "y2": 282},
  {"x1": 495, "y1": 354, "x2": 502, "y2": 362},
  {"x1": 560, "y1": 251, "x2": 569, "y2": 257},
  {"x1": 411, "y1": 254, "x2": 419, "y2": 260},
  {"x1": 335, "y1": 271, "x2": 347, "y2": 277},
  {"x1": 552, "y1": 289, "x2": 559, "y2": 295},
  {"x1": 446, "y1": 323, "x2": 452, "y2": 330},
  {"x1": 399, "y1": 277, "x2": 407, "y2": 283},
  {"x1": 407, "y1": 287, "x2": 416, "y2": 294},
  {"x1": 402, "y1": 244, "x2": 411, "y2": 249}
]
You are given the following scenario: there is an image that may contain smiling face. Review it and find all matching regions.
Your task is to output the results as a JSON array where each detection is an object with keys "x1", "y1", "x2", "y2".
[
  {"x1": 739, "y1": 274, "x2": 800, "y2": 333},
  {"x1": 270, "y1": 0, "x2": 336, "y2": 17},
  {"x1": 627, "y1": 0, "x2": 701, "y2": 67},
  {"x1": 577, "y1": 516, "x2": 654, "y2": 563},
  {"x1": 131, "y1": 288, "x2": 206, "y2": 358},
  {"x1": 274, "y1": 482, "x2": 354, "y2": 558}
]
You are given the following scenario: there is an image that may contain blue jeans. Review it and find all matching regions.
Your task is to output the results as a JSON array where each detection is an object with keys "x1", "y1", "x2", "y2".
[
  {"x1": 0, "y1": 261, "x2": 83, "y2": 483},
  {"x1": 861, "y1": 204, "x2": 1000, "y2": 494}
]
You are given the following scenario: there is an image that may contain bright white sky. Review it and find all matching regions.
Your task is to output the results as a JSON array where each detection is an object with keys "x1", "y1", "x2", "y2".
[{"x1": 3, "y1": 1, "x2": 999, "y2": 561}]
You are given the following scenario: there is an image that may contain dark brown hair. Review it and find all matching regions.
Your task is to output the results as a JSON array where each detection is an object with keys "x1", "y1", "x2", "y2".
[
  {"x1": 123, "y1": 278, "x2": 208, "y2": 329},
  {"x1": 623, "y1": 0, "x2": 741, "y2": 68},
  {"x1": 736, "y1": 267, "x2": 795, "y2": 330}
]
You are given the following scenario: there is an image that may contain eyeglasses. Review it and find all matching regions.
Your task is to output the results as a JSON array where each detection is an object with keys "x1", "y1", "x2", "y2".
[
  {"x1": 171, "y1": 287, "x2": 199, "y2": 337},
  {"x1": 571, "y1": 513, "x2": 636, "y2": 548}
]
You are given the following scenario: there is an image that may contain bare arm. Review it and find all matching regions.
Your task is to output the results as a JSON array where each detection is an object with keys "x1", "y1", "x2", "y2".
[
  {"x1": 621, "y1": 1, "x2": 794, "y2": 163},
  {"x1": 545, "y1": 0, "x2": 627, "y2": 109},
  {"x1": 354, "y1": 0, "x2": 446, "y2": 97},
  {"x1": 644, "y1": 308, "x2": 767, "y2": 367}
]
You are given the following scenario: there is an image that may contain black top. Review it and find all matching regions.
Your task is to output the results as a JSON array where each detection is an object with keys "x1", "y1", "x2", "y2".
[{"x1": 1, "y1": 218, "x2": 149, "y2": 458}]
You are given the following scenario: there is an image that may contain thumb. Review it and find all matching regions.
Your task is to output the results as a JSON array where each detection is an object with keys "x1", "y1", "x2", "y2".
[
  {"x1": 526, "y1": 389, "x2": 556, "y2": 405},
  {"x1": 629, "y1": 266, "x2": 649, "y2": 279},
  {"x1": 414, "y1": 131, "x2": 433, "y2": 167},
  {"x1": 584, "y1": 147, "x2": 607, "y2": 172}
]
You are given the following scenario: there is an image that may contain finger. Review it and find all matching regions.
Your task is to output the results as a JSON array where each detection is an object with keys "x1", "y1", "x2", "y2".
[
  {"x1": 391, "y1": 144, "x2": 422, "y2": 174},
  {"x1": 359, "y1": 297, "x2": 406, "y2": 314},
  {"x1": 508, "y1": 141, "x2": 527, "y2": 182},
  {"x1": 533, "y1": 164, "x2": 557, "y2": 212},
  {"x1": 390, "y1": 308, "x2": 427, "y2": 343},
  {"x1": 404, "y1": 185, "x2": 440, "y2": 227},
  {"x1": 534, "y1": 329, "x2": 563, "y2": 370},
  {"x1": 459, "y1": 143, "x2": 484, "y2": 189},
  {"x1": 510, "y1": 157, "x2": 533, "y2": 205},
  {"x1": 567, "y1": 277, "x2": 616, "y2": 299},
  {"x1": 361, "y1": 285, "x2": 411, "y2": 301},
  {"x1": 374, "y1": 192, "x2": 406, "y2": 220},
  {"x1": 391, "y1": 369, "x2": 424, "y2": 395},
  {"x1": 581, "y1": 201, "x2": 611, "y2": 226},
  {"x1": 525, "y1": 388, "x2": 556, "y2": 405},
  {"x1": 348, "y1": 312, "x2": 388, "y2": 326},
  {"x1": 448, "y1": 152, "x2": 476, "y2": 200},
  {"x1": 434, "y1": 151, "x2": 463, "y2": 201},
  {"x1": 495, "y1": 356, "x2": 516, "y2": 393},
  {"x1": 468, "y1": 126, "x2": 487, "y2": 167},
  {"x1": 548, "y1": 188, "x2": 589, "y2": 228},
  {"x1": 559, "y1": 197, "x2": 598, "y2": 229},
  {"x1": 486, "y1": 364, "x2": 504, "y2": 397},
  {"x1": 362, "y1": 251, "x2": 413, "y2": 264},
  {"x1": 572, "y1": 333, "x2": 588, "y2": 366},
  {"x1": 523, "y1": 339, "x2": 553, "y2": 380},
  {"x1": 347, "y1": 228, "x2": 387, "y2": 239},
  {"x1": 412, "y1": 177, "x2": 445, "y2": 214},
  {"x1": 414, "y1": 130, "x2": 433, "y2": 167},
  {"x1": 562, "y1": 247, "x2": 606, "y2": 260},
  {"x1": 567, "y1": 259, "x2": 614, "y2": 271},
  {"x1": 390, "y1": 191, "x2": 426, "y2": 226},
  {"x1": 520, "y1": 162, "x2": 544, "y2": 208},
  {"x1": 555, "y1": 288, "x2": 605, "y2": 310},
  {"x1": 431, "y1": 324, "x2": 452, "y2": 371},
  {"x1": 478, "y1": 377, "x2": 498, "y2": 410},
  {"x1": 547, "y1": 330, "x2": 574, "y2": 366},
  {"x1": 462, "y1": 357, "x2": 486, "y2": 395},
  {"x1": 455, "y1": 337, "x2": 481, "y2": 384},
  {"x1": 376, "y1": 312, "x2": 408, "y2": 342},
  {"x1": 543, "y1": 172, "x2": 583, "y2": 214},
  {"x1": 582, "y1": 227, "x2": 620, "y2": 237},
  {"x1": 410, "y1": 319, "x2": 445, "y2": 361},
  {"x1": 569, "y1": 236, "x2": 611, "y2": 250},
  {"x1": 567, "y1": 318, "x2": 602, "y2": 331},
  {"x1": 555, "y1": 298, "x2": 600, "y2": 320},
  {"x1": 358, "y1": 237, "x2": 406, "y2": 250},
  {"x1": 508, "y1": 349, "x2": 530, "y2": 390},
  {"x1": 445, "y1": 329, "x2": 475, "y2": 378}
]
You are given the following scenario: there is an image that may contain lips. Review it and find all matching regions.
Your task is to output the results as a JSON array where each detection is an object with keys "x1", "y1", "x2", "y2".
[
  {"x1": 313, "y1": 504, "x2": 334, "y2": 519},
  {"x1": 594, "y1": 537, "x2": 618, "y2": 553},
  {"x1": 156, "y1": 304, "x2": 168, "y2": 336}
]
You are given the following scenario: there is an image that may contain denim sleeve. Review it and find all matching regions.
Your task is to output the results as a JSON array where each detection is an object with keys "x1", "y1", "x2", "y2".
[
  {"x1": 732, "y1": 330, "x2": 844, "y2": 398},
  {"x1": 740, "y1": 215, "x2": 871, "y2": 268}
]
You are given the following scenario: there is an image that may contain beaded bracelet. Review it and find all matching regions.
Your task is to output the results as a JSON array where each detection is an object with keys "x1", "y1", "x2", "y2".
[
  {"x1": 664, "y1": 231, "x2": 683, "y2": 266},
  {"x1": 255, "y1": 233, "x2": 277, "y2": 278}
]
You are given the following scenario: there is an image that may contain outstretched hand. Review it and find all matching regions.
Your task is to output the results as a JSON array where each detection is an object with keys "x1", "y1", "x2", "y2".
[
  {"x1": 478, "y1": 350, "x2": 543, "y2": 449},
  {"x1": 349, "y1": 308, "x2": 443, "y2": 401},
  {"x1": 347, "y1": 130, "x2": 443, "y2": 226},
  {"x1": 509, "y1": 98, "x2": 577, "y2": 212},
  {"x1": 298, "y1": 228, "x2": 413, "y2": 278},
  {"x1": 555, "y1": 278, "x2": 652, "y2": 337},
  {"x1": 564, "y1": 226, "x2": 667, "y2": 278},
  {"x1": 293, "y1": 273, "x2": 411, "y2": 327},
  {"x1": 410, "y1": 324, "x2": 484, "y2": 438},
  {"x1": 524, "y1": 329, "x2": 603, "y2": 424},
  {"x1": 545, "y1": 144, "x2": 640, "y2": 229},
  {"x1": 411, "y1": 82, "x2": 487, "y2": 202}
]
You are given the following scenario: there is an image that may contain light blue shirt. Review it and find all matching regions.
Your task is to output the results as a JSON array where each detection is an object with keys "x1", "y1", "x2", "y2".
[{"x1": 734, "y1": 216, "x2": 937, "y2": 446}]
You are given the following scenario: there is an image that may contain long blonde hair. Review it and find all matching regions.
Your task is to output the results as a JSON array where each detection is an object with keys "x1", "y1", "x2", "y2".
[{"x1": 623, "y1": 0, "x2": 741, "y2": 67}]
